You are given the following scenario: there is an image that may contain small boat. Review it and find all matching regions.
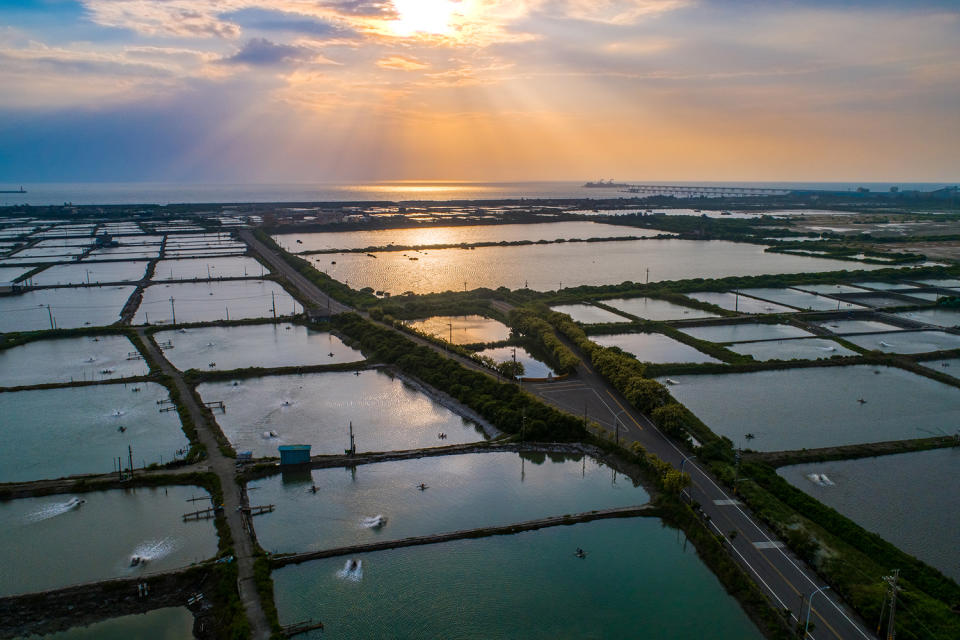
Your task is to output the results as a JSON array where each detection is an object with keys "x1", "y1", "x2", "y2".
[
  {"x1": 100, "y1": 368, "x2": 115, "y2": 374},
  {"x1": 664, "y1": 378, "x2": 679, "y2": 385},
  {"x1": 574, "y1": 547, "x2": 587, "y2": 558},
  {"x1": 857, "y1": 398, "x2": 867, "y2": 404},
  {"x1": 66, "y1": 497, "x2": 86, "y2": 509},
  {"x1": 417, "y1": 483, "x2": 428, "y2": 491},
  {"x1": 208, "y1": 362, "x2": 216, "y2": 367},
  {"x1": 879, "y1": 341, "x2": 892, "y2": 348},
  {"x1": 178, "y1": 328, "x2": 188, "y2": 334},
  {"x1": 130, "y1": 555, "x2": 147, "y2": 567}
]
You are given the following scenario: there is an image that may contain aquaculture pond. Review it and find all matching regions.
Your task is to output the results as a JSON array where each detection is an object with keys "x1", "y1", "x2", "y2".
[
  {"x1": 0, "y1": 266, "x2": 30, "y2": 282},
  {"x1": 30, "y1": 261, "x2": 148, "y2": 286},
  {"x1": 844, "y1": 330, "x2": 960, "y2": 354},
  {"x1": 311, "y1": 239, "x2": 882, "y2": 295},
  {"x1": 793, "y1": 283, "x2": 872, "y2": 295},
  {"x1": 737, "y1": 287, "x2": 864, "y2": 311},
  {"x1": 686, "y1": 291, "x2": 794, "y2": 314},
  {"x1": 273, "y1": 518, "x2": 763, "y2": 640},
  {"x1": 779, "y1": 448, "x2": 960, "y2": 582},
  {"x1": 0, "y1": 286, "x2": 134, "y2": 332},
  {"x1": 915, "y1": 278, "x2": 960, "y2": 289},
  {"x1": 592, "y1": 333, "x2": 721, "y2": 364},
  {"x1": 661, "y1": 366, "x2": 960, "y2": 451},
  {"x1": 404, "y1": 314, "x2": 511, "y2": 345},
  {"x1": 550, "y1": 303, "x2": 628, "y2": 324},
  {"x1": 197, "y1": 370, "x2": 487, "y2": 457},
  {"x1": 604, "y1": 296, "x2": 718, "y2": 321},
  {"x1": 473, "y1": 345, "x2": 554, "y2": 379},
  {"x1": 0, "y1": 334, "x2": 148, "y2": 387},
  {"x1": 679, "y1": 322, "x2": 813, "y2": 343},
  {"x1": 132, "y1": 280, "x2": 301, "y2": 324},
  {"x1": 151, "y1": 256, "x2": 266, "y2": 281},
  {"x1": 153, "y1": 323, "x2": 363, "y2": 372},
  {"x1": 852, "y1": 281, "x2": 920, "y2": 291},
  {"x1": 0, "y1": 383, "x2": 189, "y2": 483},
  {"x1": 728, "y1": 338, "x2": 857, "y2": 361},
  {"x1": 0, "y1": 486, "x2": 217, "y2": 596},
  {"x1": 893, "y1": 308, "x2": 960, "y2": 328},
  {"x1": 250, "y1": 451, "x2": 647, "y2": 553},
  {"x1": 274, "y1": 221, "x2": 658, "y2": 252},
  {"x1": 813, "y1": 318, "x2": 903, "y2": 334},
  {"x1": 13, "y1": 607, "x2": 195, "y2": 640},
  {"x1": 919, "y1": 357, "x2": 960, "y2": 379}
]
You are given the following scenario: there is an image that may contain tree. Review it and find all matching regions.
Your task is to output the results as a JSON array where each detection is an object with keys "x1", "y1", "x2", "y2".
[{"x1": 496, "y1": 360, "x2": 525, "y2": 379}]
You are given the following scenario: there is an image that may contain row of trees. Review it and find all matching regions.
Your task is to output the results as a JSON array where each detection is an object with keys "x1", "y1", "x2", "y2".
[{"x1": 508, "y1": 307, "x2": 581, "y2": 374}]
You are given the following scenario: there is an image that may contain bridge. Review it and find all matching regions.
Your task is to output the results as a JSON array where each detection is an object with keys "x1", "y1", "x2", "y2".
[{"x1": 623, "y1": 184, "x2": 791, "y2": 197}]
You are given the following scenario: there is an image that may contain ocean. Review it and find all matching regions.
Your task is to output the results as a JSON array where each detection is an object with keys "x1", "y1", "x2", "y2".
[{"x1": 0, "y1": 181, "x2": 952, "y2": 207}]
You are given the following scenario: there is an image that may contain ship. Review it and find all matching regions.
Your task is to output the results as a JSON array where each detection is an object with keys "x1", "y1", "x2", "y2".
[
  {"x1": 583, "y1": 179, "x2": 632, "y2": 188},
  {"x1": 0, "y1": 186, "x2": 26, "y2": 194}
]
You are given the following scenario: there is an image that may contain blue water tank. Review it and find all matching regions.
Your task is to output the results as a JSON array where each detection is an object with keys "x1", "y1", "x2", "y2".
[{"x1": 278, "y1": 444, "x2": 311, "y2": 465}]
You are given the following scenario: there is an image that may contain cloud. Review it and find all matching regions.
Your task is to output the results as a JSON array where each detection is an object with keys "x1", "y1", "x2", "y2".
[
  {"x1": 223, "y1": 38, "x2": 307, "y2": 66},
  {"x1": 83, "y1": 0, "x2": 243, "y2": 38},
  {"x1": 376, "y1": 55, "x2": 428, "y2": 71},
  {"x1": 223, "y1": 8, "x2": 354, "y2": 38},
  {"x1": 549, "y1": 0, "x2": 692, "y2": 25}
]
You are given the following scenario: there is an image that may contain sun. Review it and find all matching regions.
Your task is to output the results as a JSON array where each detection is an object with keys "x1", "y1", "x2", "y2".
[{"x1": 390, "y1": 0, "x2": 460, "y2": 37}]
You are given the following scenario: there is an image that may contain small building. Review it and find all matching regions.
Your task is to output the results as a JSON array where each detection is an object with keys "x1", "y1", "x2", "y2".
[{"x1": 278, "y1": 444, "x2": 311, "y2": 466}]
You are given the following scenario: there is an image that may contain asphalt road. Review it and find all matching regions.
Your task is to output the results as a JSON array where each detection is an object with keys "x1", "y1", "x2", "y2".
[{"x1": 524, "y1": 344, "x2": 877, "y2": 640}]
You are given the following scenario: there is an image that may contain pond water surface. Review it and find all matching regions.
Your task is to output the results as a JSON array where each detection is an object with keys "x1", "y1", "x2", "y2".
[
  {"x1": 661, "y1": 366, "x2": 960, "y2": 451},
  {"x1": 473, "y1": 345, "x2": 554, "y2": 378},
  {"x1": 0, "y1": 334, "x2": 148, "y2": 387},
  {"x1": 779, "y1": 448, "x2": 960, "y2": 582},
  {"x1": 0, "y1": 382, "x2": 189, "y2": 482},
  {"x1": 0, "y1": 286, "x2": 134, "y2": 332},
  {"x1": 153, "y1": 323, "x2": 362, "y2": 372},
  {"x1": 551, "y1": 304, "x2": 628, "y2": 324},
  {"x1": 250, "y1": 451, "x2": 646, "y2": 553},
  {"x1": 151, "y1": 256, "x2": 266, "y2": 281},
  {"x1": 604, "y1": 296, "x2": 718, "y2": 321},
  {"x1": 0, "y1": 486, "x2": 217, "y2": 596},
  {"x1": 133, "y1": 280, "x2": 301, "y2": 324},
  {"x1": 679, "y1": 323, "x2": 813, "y2": 343},
  {"x1": 593, "y1": 333, "x2": 721, "y2": 363},
  {"x1": 273, "y1": 518, "x2": 763, "y2": 640},
  {"x1": 844, "y1": 330, "x2": 960, "y2": 354},
  {"x1": 687, "y1": 292, "x2": 794, "y2": 314},
  {"x1": 31, "y1": 261, "x2": 148, "y2": 286},
  {"x1": 893, "y1": 308, "x2": 960, "y2": 328},
  {"x1": 310, "y1": 239, "x2": 881, "y2": 295},
  {"x1": 198, "y1": 370, "x2": 486, "y2": 457},
  {"x1": 728, "y1": 338, "x2": 857, "y2": 361},
  {"x1": 404, "y1": 315, "x2": 511, "y2": 344}
]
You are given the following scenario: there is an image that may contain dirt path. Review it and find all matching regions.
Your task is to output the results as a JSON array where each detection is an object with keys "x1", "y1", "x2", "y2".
[{"x1": 137, "y1": 328, "x2": 272, "y2": 640}]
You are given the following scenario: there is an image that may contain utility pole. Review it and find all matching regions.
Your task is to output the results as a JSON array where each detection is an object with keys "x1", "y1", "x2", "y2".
[
  {"x1": 44, "y1": 304, "x2": 54, "y2": 330},
  {"x1": 646, "y1": 267, "x2": 650, "y2": 284},
  {"x1": 169, "y1": 297, "x2": 176, "y2": 325},
  {"x1": 128, "y1": 445, "x2": 134, "y2": 476},
  {"x1": 883, "y1": 570, "x2": 900, "y2": 640},
  {"x1": 271, "y1": 291, "x2": 277, "y2": 320},
  {"x1": 448, "y1": 322, "x2": 453, "y2": 345}
]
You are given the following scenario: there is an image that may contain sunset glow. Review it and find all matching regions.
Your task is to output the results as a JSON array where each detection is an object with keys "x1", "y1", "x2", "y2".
[{"x1": 0, "y1": 1, "x2": 957, "y2": 182}]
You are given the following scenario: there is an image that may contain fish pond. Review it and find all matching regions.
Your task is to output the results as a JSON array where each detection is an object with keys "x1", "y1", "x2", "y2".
[
  {"x1": 919, "y1": 357, "x2": 960, "y2": 379},
  {"x1": 133, "y1": 280, "x2": 301, "y2": 324},
  {"x1": 473, "y1": 345, "x2": 554, "y2": 378},
  {"x1": 151, "y1": 256, "x2": 266, "y2": 281},
  {"x1": 0, "y1": 486, "x2": 217, "y2": 596},
  {"x1": 737, "y1": 288, "x2": 864, "y2": 311},
  {"x1": 0, "y1": 383, "x2": 189, "y2": 483},
  {"x1": 0, "y1": 286, "x2": 134, "y2": 332},
  {"x1": 844, "y1": 330, "x2": 960, "y2": 354},
  {"x1": 311, "y1": 239, "x2": 882, "y2": 295},
  {"x1": 0, "y1": 334, "x2": 148, "y2": 387},
  {"x1": 275, "y1": 221, "x2": 657, "y2": 252},
  {"x1": 604, "y1": 296, "x2": 718, "y2": 321},
  {"x1": 893, "y1": 308, "x2": 960, "y2": 328},
  {"x1": 30, "y1": 261, "x2": 148, "y2": 286},
  {"x1": 197, "y1": 370, "x2": 487, "y2": 457},
  {"x1": 404, "y1": 315, "x2": 511, "y2": 345},
  {"x1": 679, "y1": 322, "x2": 813, "y2": 343},
  {"x1": 153, "y1": 323, "x2": 362, "y2": 372},
  {"x1": 272, "y1": 518, "x2": 763, "y2": 640},
  {"x1": 550, "y1": 304, "x2": 628, "y2": 324},
  {"x1": 250, "y1": 451, "x2": 647, "y2": 553},
  {"x1": 778, "y1": 448, "x2": 960, "y2": 582},
  {"x1": 686, "y1": 292, "x2": 795, "y2": 314},
  {"x1": 592, "y1": 332, "x2": 721, "y2": 364},
  {"x1": 728, "y1": 338, "x2": 857, "y2": 361},
  {"x1": 661, "y1": 366, "x2": 960, "y2": 451},
  {"x1": 813, "y1": 318, "x2": 903, "y2": 334}
]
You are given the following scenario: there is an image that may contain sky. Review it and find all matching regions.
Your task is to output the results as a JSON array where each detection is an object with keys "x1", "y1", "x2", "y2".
[{"x1": 0, "y1": 0, "x2": 958, "y2": 183}]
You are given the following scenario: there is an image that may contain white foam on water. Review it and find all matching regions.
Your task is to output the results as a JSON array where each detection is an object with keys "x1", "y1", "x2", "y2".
[
  {"x1": 361, "y1": 515, "x2": 387, "y2": 529},
  {"x1": 110, "y1": 409, "x2": 126, "y2": 417},
  {"x1": 336, "y1": 559, "x2": 363, "y2": 582},
  {"x1": 130, "y1": 536, "x2": 179, "y2": 566},
  {"x1": 25, "y1": 497, "x2": 86, "y2": 523},
  {"x1": 819, "y1": 474, "x2": 835, "y2": 486}
]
